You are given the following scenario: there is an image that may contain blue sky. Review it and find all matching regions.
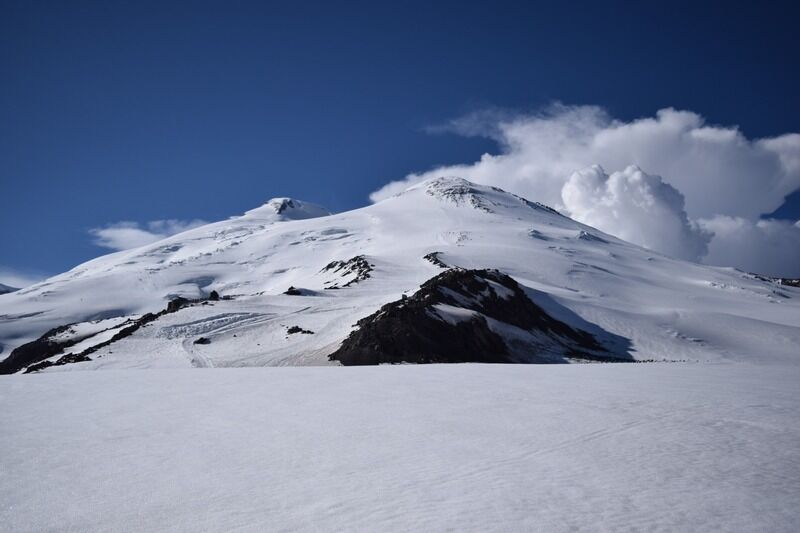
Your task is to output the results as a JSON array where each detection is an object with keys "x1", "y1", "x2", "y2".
[{"x1": 2, "y1": 0, "x2": 799, "y2": 284}]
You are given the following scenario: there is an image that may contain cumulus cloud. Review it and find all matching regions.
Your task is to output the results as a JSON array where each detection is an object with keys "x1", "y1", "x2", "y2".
[
  {"x1": 90, "y1": 219, "x2": 207, "y2": 251},
  {"x1": 372, "y1": 105, "x2": 800, "y2": 275},
  {"x1": 562, "y1": 165, "x2": 711, "y2": 261},
  {"x1": 699, "y1": 217, "x2": 800, "y2": 278},
  {"x1": 373, "y1": 105, "x2": 800, "y2": 219}
]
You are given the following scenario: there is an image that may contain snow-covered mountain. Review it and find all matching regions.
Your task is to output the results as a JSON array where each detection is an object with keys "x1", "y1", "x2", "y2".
[{"x1": 1, "y1": 177, "x2": 799, "y2": 372}]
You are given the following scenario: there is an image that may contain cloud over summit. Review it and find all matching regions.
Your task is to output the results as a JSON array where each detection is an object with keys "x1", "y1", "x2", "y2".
[
  {"x1": 90, "y1": 219, "x2": 207, "y2": 251},
  {"x1": 562, "y1": 165, "x2": 711, "y2": 262},
  {"x1": 373, "y1": 105, "x2": 800, "y2": 276}
]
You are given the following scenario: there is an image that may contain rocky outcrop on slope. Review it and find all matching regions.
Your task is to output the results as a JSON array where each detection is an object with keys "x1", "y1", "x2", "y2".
[
  {"x1": 748, "y1": 273, "x2": 800, "y2": 291},
  {"x1": 3, "y1": 297, "x2": 199, "y2": 374},
  {"x1": 322, "y1": 255, "x2": 373, "y2": 289},
  {"x1": 287, "y1": 325, "x2": 314, "y2": 335},
  {"x1": 423, "y1": 252, "x2": 449, "y2": 269},
  {"x1": 243, "y1": 197, "x2": 331, "y2": 220},
  {"x1": 329, "y1": 269, "x2": 627, "y2": 365},
  {"x1": 0, "y1": 324, "x2": 78, "y2": 374}
]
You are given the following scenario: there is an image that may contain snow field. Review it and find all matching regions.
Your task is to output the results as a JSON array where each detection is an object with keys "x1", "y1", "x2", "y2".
[{"x1": 2, "y1": 363, "x2": 798, "y2": 532}]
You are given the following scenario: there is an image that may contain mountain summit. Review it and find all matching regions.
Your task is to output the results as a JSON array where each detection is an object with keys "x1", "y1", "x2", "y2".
[
  {"x1": 243, "y1": 197, "x2": 331, "y2": 220},
  {"x1": 1, "y1": 178, "x2": 799, "y2": 372}
]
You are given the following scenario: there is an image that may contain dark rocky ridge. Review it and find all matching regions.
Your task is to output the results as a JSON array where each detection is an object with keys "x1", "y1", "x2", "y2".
[
  {"x1": 2, "y1": 297, "x2": 200, "y2": 374},
  {"x1": 748, "y1": 272, "x2": 800, "y2": 290},
  {"x1": 273, "y1": 198, "x2": 299, "y2": 214},
  {"x1": 423, "y1": 252, "x2": 449, "y2": 269},
  {"x1": 329, "y1": 268, "x2": 628, "y2": 365},
  {"x1": 322, "y1": 255, "x2": 373, "y2": 289},
  {"x1": 0, "y1": 324, "x2": 78, "y2": 374}
]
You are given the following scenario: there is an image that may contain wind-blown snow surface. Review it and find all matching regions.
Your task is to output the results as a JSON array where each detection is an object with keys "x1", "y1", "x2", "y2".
[
  {"x1": 2, "y1": 364, "x2": 799, "y2": 532},
  {"x1": 1, "y1": 177, "x2": 799, "y2": 369}
]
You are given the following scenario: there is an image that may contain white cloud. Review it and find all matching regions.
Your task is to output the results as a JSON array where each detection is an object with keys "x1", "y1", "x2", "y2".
[
  {"x1": 699, "y1": 217, "x2": 800, "y2": 278},
  {"x1": 373, "y1": 106, "x2": 800, "y2": 219},
  {"x1": 371, "y1": 105, "x2": 800, "y2": 275},
  {"x1": 90, "y1": 219, "x2": 207, "y2": 251},
  {"x1": 0, "y1": 267, "x2": 48, "y2": 290},
  {"x1": 562, "y1": 165, "x2": 711, "y2": 261}
]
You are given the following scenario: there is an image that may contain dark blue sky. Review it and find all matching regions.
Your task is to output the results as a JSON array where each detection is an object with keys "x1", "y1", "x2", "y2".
[{"x1": 2, "y1": 0, "x2": 799, "y2": 279}]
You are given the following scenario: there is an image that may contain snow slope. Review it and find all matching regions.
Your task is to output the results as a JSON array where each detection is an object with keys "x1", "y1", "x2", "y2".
[
  {"x1": 2, "y1": 363, "x2": 799, "y2": 532},
  {"x1": 1, "y1": 177, "x2": 799, "y2": 369}
]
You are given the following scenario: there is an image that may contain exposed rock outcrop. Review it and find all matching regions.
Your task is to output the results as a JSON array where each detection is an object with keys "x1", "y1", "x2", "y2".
[
  {"x1": 0, "y1": 324, "x2": 76, "y2": 374},
  {"x1": 4, "y1": 296, "x2": 201, "y2": 374},
  {"x1": 287, "y1": 326, "x2": 314, "y2": 335},
  {"x1": 322, "y1": 256, "x2": 373, "y2": 289},
  {"x1": 423, "y1": 252, "x2": 449, "y2": 269},
  {"x1": 329, "y1": 269, "x2": 628, "y2": 365}
]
